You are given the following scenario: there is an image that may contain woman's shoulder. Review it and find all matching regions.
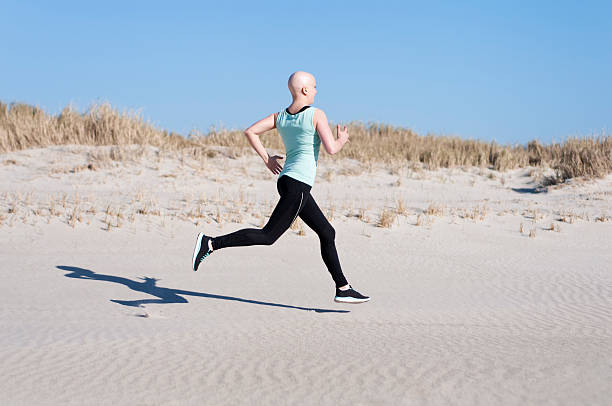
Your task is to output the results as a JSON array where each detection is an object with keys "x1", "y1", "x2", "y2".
[
  {"x1": 312, "y1": 106, "x2": 326, "y2": 115},
  {"x1": 312, "y1": 107, "x2": 327, "y2": 123}
]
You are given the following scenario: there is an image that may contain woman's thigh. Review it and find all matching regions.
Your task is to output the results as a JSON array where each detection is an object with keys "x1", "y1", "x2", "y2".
[
  {"x1": 297, "y1": 193, "x2": 333, "y2": 236},
  {"x1": 265, "y1": 177, "x2": 310, "y2": 238}
]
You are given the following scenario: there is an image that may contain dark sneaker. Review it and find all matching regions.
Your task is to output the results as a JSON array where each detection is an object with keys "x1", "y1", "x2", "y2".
[
  {"x1": 192, "y1": 232, "x2": 213, "y2": 271},
  {"x1": 334, "y1": 285, "x2": 370, "y2": 303}
]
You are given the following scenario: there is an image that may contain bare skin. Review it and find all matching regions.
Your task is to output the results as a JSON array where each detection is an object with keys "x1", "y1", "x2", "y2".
[{"x1": 242, "y1": 71, "x2": 351, "y2": 290}]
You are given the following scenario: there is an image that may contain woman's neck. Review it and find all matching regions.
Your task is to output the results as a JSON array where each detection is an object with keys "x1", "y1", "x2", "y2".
[{"x1": 287, "y1": 99, "x2": 311, "y2": 114}]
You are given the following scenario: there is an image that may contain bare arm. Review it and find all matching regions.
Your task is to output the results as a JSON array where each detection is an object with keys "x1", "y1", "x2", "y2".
[
  {"x1": 314, "y1": 109, "x2": 349, "y2": 155},
  {"x1": 244, "y1": 113, "x2": 283, "y2": 174}
]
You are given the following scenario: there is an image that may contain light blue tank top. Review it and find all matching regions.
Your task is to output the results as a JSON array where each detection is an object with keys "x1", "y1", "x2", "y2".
[{"x1": 276, "y1": 106, "x2": 321, "y2": 186}]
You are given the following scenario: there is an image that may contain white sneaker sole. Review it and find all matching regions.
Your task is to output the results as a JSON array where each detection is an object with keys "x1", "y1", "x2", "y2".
[
  {"x1": 192, "y1": 232, "x2": 204, "y2": 271},
  {"x1": 334, "y1": 296, "x2": 371, "y2": 304}
]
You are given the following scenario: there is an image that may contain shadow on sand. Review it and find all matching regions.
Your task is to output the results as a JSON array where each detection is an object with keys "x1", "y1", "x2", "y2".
[
  {"x1": 56, "y1": 266, "x2": 348, "y2": 314},
  {"x1": 511, "y1": 187, "x2": 548, "y2": 194}
]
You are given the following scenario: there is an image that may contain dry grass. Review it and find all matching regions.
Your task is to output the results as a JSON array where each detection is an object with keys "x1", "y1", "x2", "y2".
[
  {"x1": 559, "y1": 212, "x2": 576, "y2": 224},
  {"x1": 459, "y1": 205, "x2": 487, "y2": 221},
  {"x1": 2, "y1": 101, "x2": 611, "y2": 183},
  {"x1": 290, "y1": 218, "x2": 306, "y2": 236},
  {"x1": 425, "y1": 203, "x2": 445, "y2": 217},
  {"x1": 289, "y1": 217, "x2": 301, "y2": 231},
  {"x1": 0, "y1": 103, "x2": 181, "y2": 151},
  {"x1": 326, "y1": 203, "x2": 335, "y2": 222},
  {"x1": 357, "y1": 208, "x2": 369, "y2": 223},
  {"x1": 415, "y1": 213, "x2": 433, "y2": 227},
  {"x1": 396, "y1": 199, "x2": 407, "y2": 216},
  {"x1": 595, "y1": 212, "x2": 608, "y2": 222},
  {"x1": 378, "y1": 208, "x2": 397, "y2": 228}
]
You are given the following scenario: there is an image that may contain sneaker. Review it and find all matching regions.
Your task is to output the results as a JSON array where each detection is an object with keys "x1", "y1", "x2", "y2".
[
  {"x1": 334, "y1": 285, "x2": 370, "y2": 303},
  {"x1": 192, "y1": 232, "x2": 213, "y2": 272}
]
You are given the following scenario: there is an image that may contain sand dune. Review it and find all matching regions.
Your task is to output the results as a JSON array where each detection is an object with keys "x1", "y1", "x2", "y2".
[{"x1": 1, "y1": 146, "x2": 611, "y2": 405}]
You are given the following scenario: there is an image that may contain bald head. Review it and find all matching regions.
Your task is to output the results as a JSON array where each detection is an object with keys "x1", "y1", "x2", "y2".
[{"x1": 288, "y1": 71, "x2": 316, "y2": 99}]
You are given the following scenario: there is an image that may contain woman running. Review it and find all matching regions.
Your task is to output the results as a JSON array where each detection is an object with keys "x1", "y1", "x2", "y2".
[{"x1": 192, "y1": 71, "x2": 370, "y2": 304}]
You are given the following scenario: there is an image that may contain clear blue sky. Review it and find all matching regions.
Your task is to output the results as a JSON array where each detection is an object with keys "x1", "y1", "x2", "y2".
[{"x1": 2, "y1": 1, "x2": 611, "y2": 145}]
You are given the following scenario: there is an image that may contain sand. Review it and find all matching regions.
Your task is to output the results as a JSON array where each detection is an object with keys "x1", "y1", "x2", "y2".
[{"x1": 1, "y1": 145, "x2": 611, "y2": 405}]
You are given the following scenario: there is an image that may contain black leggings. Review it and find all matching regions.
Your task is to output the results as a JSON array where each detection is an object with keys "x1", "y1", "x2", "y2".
[{"x1": 211, "y1": 175, "x2": 349, "y2": 288}]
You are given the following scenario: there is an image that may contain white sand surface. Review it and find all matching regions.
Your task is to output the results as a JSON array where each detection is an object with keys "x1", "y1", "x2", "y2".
[{"x1": 1, "y1": 146, "x2": 611, "y2": 405}]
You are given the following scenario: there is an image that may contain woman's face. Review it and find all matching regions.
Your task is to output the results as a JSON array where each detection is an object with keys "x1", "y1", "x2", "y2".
[{"x1": 306, "y1": 80, "x2": 317, "y2": 104}]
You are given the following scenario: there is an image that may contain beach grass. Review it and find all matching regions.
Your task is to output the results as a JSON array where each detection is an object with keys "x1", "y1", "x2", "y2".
[{"x1": 1, "y1": 100, "x2": 611, "y2": 184}]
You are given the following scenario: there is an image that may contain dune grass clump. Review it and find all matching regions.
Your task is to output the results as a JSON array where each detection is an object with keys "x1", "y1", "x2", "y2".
[
  {"x1": 415, "y1": 213, "x2": 433, "y2": 227},
  {"x1": 396, "y1": 199, "x2": 407, "y2": 216},
  {"x1": 0, "y1": 102, "x2": 191, "y2": 152},
  {"x1": 459, "y1": 205, "x2": 487, "y2": 222},
  {"x1": 546, "y1": 137, "x2": 612, "y2": 183},
  {"x1": 357, "y1": 208, "x2": 369, "y2": 223},
  {"x1": 425, "y1": 203, "x2": 445, "y2": 217},
  {"x1": 595, "y1": 212, "x2": 608, "y2": 222},
  {"x1": 378, "y1": 208, "x2": 397, "y2": 228}
]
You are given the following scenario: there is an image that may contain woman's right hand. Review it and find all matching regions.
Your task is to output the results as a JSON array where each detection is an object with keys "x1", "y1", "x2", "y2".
[
  {"x1": 337, "y1": 124, "x2": 349, "y2": 146},
  {"x1": 266, "y1": 154, "x2": 284, "y2": 175}
]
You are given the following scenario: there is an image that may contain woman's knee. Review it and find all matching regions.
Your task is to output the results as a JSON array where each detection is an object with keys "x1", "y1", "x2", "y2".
[
  {"x1": 320, "y1": 224, "x2": 335, "y2": 242},
  {"x1": 261, "y1": 229, "x2": 282, "y2": 245}
]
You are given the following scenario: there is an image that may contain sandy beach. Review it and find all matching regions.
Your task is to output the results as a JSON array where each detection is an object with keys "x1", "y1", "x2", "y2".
[{"x1": 1, "y1": 145, "x2": 611, "y2": 405}]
